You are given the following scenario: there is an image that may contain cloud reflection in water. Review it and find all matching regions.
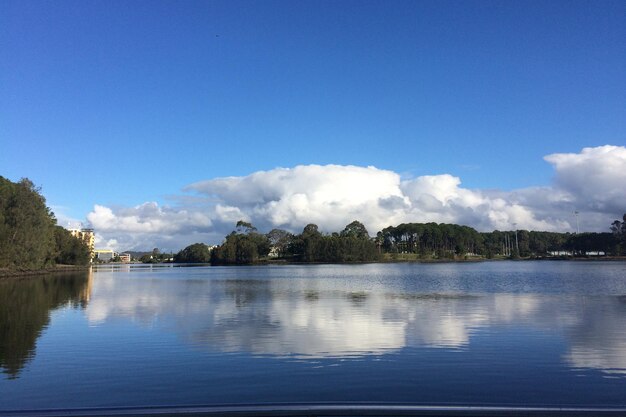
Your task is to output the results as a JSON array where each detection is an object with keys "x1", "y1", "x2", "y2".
[{"x1": 86, "y1": 272, "x2": 626, "y2": 375}]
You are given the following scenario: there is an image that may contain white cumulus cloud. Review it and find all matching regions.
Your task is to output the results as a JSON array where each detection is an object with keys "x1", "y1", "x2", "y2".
[
  {"x1": 186, "y1": 165, "x2": 406, "y2": 233},
  {"x1": 86, "y1": 202, "x2": 217, "y2": 251},
  {"x1": 544, "y1": 145, "x2": 626, "y2": 214},
  {"x1": 84, "y1": 145, "x2": 626, "y2": 251}
]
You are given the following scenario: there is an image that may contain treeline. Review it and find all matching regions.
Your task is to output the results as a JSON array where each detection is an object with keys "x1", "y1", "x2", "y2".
[
  {"x1": 177, "y1": 214, "x2": 626, "y2": 265},
  {"x1": 176, "y1": 220, "x2": 380, "y2": 264},
  {"x1": 209, "y1": 221, "x2": 271, "y2": 264},
  {"x1": 383, "y1": 223, "x2": 624, "y2": 259},
  {"x1": 209, "y1": 220, "x2": 378, "y2": 264},
  {"x1": 378, "y1": 223, "x2": 483, "y2": 258},
  {"x1": 286, "y1": 221, "x2": 379, "y2": 263},
  {"x1": 0, "y1": 177, "x2": 90, "y2": 270}
]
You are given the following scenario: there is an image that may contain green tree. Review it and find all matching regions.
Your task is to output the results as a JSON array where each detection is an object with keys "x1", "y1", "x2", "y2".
[
  {"x1": 610, "y1": 214, "x2": 626, "y2": 255},
  {"x1": 211, "y1": 222, "x2": 271, "y2": 264},
  {"x1": 284, "y1": 221, "x2": 379, "y2": 263},
  {"x1": 301, "y1": 224, "x2": 322, "y2": 262},
  {"x1": 340, "y1": 220, "x2": 370, "y2": 240},
  {"x1": 175, "y1": 243, "x2": 212, "y2": 263},
  {"x1": 266, "y1": 228, "x2": 293, "y2": 258},
  {"x1": 0, "y1": 177, "x2": 57, "y2": 269},
  {"x1": 53, "y1": 226, "x2": 91, "y2": 265},
  {"x1": 236, "y1": 220, "x2": 256, "y2": 234}
]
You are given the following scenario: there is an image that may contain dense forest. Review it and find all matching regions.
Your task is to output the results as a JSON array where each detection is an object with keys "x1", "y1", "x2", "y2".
[
  {"x1": 176, "y1": 214, "x2": 626, "y2": 265},
  {"x1": 0, "y1": 176, "x2": 90, "y2": 271},
  {"x1": 381, "y1": 224, "x2": 623, "y2": 259},
  {"x1": 209, "y1": 220, "x2": 379, "y2": 264}
]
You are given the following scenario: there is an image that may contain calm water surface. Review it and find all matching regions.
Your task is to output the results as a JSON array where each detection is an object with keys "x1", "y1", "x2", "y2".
[{"x1": 1, "y1": 261, "x2": 626, "y2": 410}]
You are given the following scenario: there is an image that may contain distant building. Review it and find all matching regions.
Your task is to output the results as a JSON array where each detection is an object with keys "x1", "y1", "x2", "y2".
[
  {"x1": 549, "y1": 251, "x2": 573, "y2": 256},
  {"x1": 118, "y1": 253, "x2": 131, "y2": 263},
  {"x1": 548, "y1": 250, "x2": 606, "y2": 256},
  {"x1": 69, "y1": 228, "x2": 95, "y2": 258},
  {"x1": 94, "y1": 249, "x2": 115, "y2": 262}
]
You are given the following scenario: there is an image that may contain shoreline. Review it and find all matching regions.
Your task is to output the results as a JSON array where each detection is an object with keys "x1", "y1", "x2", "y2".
[
  {"x1": 195, "y1": 255, "x2": 626, "y2": 267},
  {"x1": 0, "y1": 265, "x2": 90, "y2": 279},
  {"x1": 2, "y1": 256, "x2": 625, "y2": 277}
]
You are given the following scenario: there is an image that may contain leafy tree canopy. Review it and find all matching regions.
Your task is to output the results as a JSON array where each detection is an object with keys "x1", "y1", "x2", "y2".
[
  {"x1": 0, "y1": 177, "x2": 89, "y2": 269},
  {"x1": 54, "y1": 227, "x2": 90, "y2": 266},
  {"x1": 236, "y1": 220, "x2": 257, "y2": 234},
  {"x1": 175, "y1": 243, "x2": 212, "y2": 263},
  {"x1": 211, "y1": 222, "x2": 270, "y2": 264},
  {"x1": 340, "y1": 220, "x2": 370, "y2": 240}
]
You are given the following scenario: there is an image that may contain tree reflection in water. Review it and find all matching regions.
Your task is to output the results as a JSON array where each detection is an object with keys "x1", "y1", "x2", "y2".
[{"x1": 0, "y1": 270, "x2": 92, "y2": 378}]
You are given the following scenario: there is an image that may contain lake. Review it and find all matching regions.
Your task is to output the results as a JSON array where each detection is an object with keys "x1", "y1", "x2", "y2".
[{"x1": 1, "y1": 261, "x2": 626, "y2": 412}]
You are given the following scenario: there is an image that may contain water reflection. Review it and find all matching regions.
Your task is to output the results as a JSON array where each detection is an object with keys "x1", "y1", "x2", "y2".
[
  {"x1": 564, "y1": 296, "x2": 626, "y2": 375},
  {"x1": 0, "y1": 269, "x2": 92, "y2": 378},
  {"x1": 85, "y1": 270, "x2": 626, "y2": 375}
]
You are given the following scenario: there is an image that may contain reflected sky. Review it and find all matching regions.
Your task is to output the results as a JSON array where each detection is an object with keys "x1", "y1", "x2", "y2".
[
  {"x1": 84, "y1": 263, "x2": 626, "y2": 373},
  {"x1": 2, "y1": 262, "x2": 626, "y2": 409}
]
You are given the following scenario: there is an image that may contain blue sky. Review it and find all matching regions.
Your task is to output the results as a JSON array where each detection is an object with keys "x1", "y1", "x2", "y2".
[{"x1": 1, "y1": 0, "x2": 625, "y2": 249}]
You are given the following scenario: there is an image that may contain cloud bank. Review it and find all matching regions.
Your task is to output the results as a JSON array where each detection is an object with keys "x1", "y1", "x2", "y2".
[{"x1": 86, "y1": 145, "x2": 626, "y2": 250}]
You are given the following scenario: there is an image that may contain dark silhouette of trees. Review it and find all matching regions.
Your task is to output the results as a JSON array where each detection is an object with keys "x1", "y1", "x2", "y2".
[
  {"x1": 211, "y1": 221, "x2": 271, "y2": 264},
  {"x1": 211, "y1": 221, "x2": 380, "y2": 264},
  {"x1": 610, "y1": 214, "x2": 626, "y2": 255},
  {"x1": 54, "y1": 226, "x2": 91, "y2": 265},
  {"x1": 564, "y1": 232, "x2": 618, "y2": 256},
  {"x1": 207, "y1": 214, "x2": 626, "y2": 265},
  {"x1": 0, "y1": 176, "x2": 90, "y2": 270},
  {"x1": 340, "y1": 220, "x2": 370, "y2": 239},
  {"x1": 0, "y1": 177, "x2": 56, "y2": 269},
  {"x1": 378, "y1": 223, "x2": 483, "y2": 258},
  {"x1": 270, "y1": 222, "x2": 379, "y2": 263},
  {"x1": 174, "y1": 243, "x2": 212, "y2": 263}
]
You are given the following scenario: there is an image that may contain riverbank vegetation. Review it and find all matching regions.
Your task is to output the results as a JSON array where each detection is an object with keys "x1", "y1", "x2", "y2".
[
  {"x1": 208, "y1": 220, "x2": 380, "y2": 265},
  {"x1": 0, "y1": 177, "x2": 90, "y2": 273},
  {"x1": 176, "y1": 214, "x2": 626, "y2": 265}
]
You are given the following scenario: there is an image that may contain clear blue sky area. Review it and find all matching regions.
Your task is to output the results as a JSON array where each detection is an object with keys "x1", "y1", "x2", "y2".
[{"x1": 1, "y1": 0, "x2": 624, "y2": 219}]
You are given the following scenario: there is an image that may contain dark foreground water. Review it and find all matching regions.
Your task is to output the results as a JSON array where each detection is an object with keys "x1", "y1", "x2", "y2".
[{"x1": 1, "y1": 261, "x2": 626, "y2": 411}]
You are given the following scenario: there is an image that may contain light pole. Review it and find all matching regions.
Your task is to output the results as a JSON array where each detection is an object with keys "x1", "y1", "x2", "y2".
[
  {"x1": 513, "y1": 222, "x2": 519, "y2": 256},
  {"x1": 573, "y1": 211, "x2": 580, "y2": 234}
]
